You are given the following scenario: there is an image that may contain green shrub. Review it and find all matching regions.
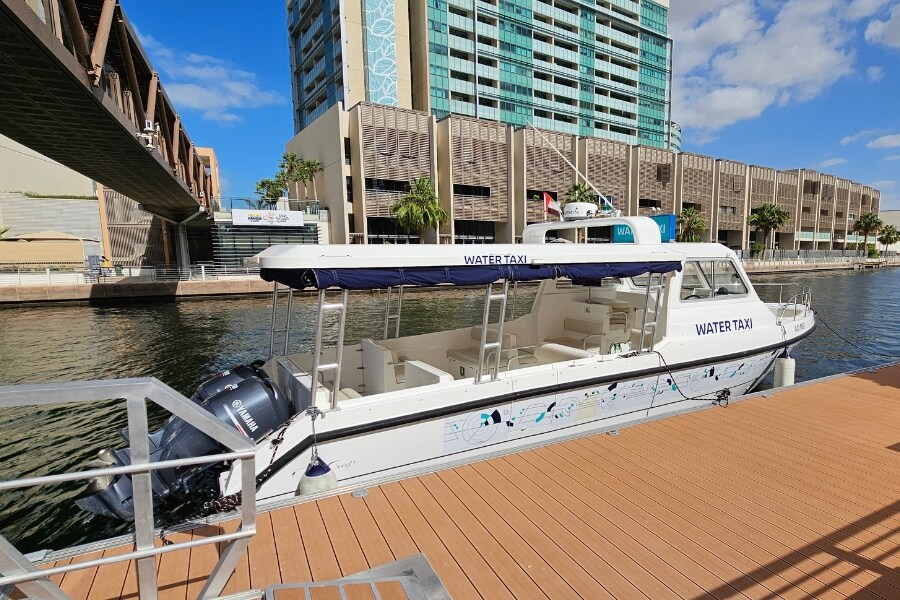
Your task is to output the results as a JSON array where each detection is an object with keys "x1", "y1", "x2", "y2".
[{"x1": 751, "y1": 242, "x2": 764, "y2": 258}]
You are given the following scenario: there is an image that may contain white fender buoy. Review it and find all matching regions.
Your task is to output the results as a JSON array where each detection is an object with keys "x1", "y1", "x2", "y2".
[
  {"x1": 774, "y1": 356, "x2": 796, "y2": 388},
  {"x1": 296, "y1": 453, "x2": 338, "y2": 496}
]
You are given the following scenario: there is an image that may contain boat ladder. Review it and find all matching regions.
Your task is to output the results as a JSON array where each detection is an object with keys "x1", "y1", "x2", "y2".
[
  {"x1": 310, "y1": 288, "x2": 350, "y2": 411},
  {"x1": 637, "y1": 272, "x2": 666, "y2": 352},
  {"x1": 383, "y1": 285, "x2": 404, "y2": 339},
  {"x1": 268, "y1": 283, "x2": 295, "y2": 359},
  {"x1": 476, "y1": 279, "x2": 510, "y2": 383}
]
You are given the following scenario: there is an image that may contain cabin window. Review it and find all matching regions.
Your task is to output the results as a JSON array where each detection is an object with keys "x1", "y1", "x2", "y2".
[{"x1": 680, "y1": 260, "x2": 748, "y2": 301}]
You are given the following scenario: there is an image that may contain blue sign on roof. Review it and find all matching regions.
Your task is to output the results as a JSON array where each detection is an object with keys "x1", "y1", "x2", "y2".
[{"x1": 612, "y1": 214, "x2": 677, "y2": 243}]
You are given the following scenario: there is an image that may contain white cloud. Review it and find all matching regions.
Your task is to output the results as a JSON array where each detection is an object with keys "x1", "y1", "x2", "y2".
[
  {"x1": 847, "y1": 0, "x2": 894, "y2": 21},
  {"x1": 841, "y1": 128, "x2": 880, "y2": 144},
  {"x1": 869, "y1": 180, "x2": 896, "y2": 189},
  {"x1": 867, "y1": 65, "x2": 885, "y2": 81},
  {"x1": 884, "y1": 155, "x2": 900, "y2": 160},
  {"x1": 672, "y1": 0, "x2": 858, "y2": 134},
  {"x1": 868, "y1": 134, "x2": 900, "y2": 148},
  {"x1": 137, "y1": 33, "x2": 285, "y2": 123},
  {"x1": 866, "y1": 4, "x2": 900, "y2": 47},
  {"x1": 818, "y1": 158, "x2": 848, "y2": 167}
]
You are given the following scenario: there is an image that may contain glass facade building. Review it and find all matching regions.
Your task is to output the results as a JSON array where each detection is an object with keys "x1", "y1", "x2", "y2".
[
  {"x1": 288, "y1": 0, "x2": 672, "y2": 148},
  {"x1": 420, "y1": 0, "x2": 672, "y2": 148}
]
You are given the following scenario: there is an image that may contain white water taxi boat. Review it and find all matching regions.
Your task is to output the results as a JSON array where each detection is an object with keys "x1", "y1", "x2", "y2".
[{"x1": 77, "y1": 216, "x2": 814, "y2": 520}]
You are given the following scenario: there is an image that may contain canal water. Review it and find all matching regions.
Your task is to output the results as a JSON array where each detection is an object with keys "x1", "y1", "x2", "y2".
[{"x1": 0, "y1": 267, "x2": 897, "y2": 554}]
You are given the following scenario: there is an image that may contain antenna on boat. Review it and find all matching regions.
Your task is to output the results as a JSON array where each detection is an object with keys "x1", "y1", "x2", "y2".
[{"x1": 525, "y1": 122, "x2": 621, "y2": 217}]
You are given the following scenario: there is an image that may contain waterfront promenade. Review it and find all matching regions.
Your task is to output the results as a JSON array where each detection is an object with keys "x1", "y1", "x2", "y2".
[{"x1": 34, "y1": 363, "x2": 900, "y2": 598}]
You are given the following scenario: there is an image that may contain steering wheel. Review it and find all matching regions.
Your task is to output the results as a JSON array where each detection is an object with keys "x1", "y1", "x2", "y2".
[
  {"x1": 716, "y1": 287, "x2": 729, "y2": 296},
  {"x1": 685, "y1": 294, "x2": 702, "y2": 300}
]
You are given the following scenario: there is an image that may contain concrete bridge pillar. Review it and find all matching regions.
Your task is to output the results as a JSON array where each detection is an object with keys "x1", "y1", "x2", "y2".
[{"x1": 175, "y1": 224, "x2": 190, "y2": 277}]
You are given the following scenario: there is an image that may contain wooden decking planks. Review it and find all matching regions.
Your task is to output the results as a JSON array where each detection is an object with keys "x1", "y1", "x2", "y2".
[{"x1": 51, "y1": 364, "x2": 900, "y2": 599}]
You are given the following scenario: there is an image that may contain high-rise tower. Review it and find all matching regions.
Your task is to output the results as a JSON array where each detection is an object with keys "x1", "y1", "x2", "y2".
[{"x1": 288, "y1": 0, "x2": 672, "y2": 147}]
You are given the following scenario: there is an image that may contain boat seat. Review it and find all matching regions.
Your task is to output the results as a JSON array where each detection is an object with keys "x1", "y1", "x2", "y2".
[
  {"x1": 534, "y1": 343, "x2": 592, "y2": 363},
  {"x1": 548, "y1": 302, "x2": 628, "y2": 352},
  {"x1": 361, "y1": 338, "x2": 405, "y2": 395},
  {"x1": 404, "y1": 360, "x2": 454, "y2": 388},
  {"x1": 446, "y1": 327, "x2": 519, "y2": 366},
  {"x1": 336, "y1": 387, "x2": 363, "y2": 401}
]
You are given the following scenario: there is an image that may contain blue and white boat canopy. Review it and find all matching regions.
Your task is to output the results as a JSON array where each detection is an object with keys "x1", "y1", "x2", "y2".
[{"x1": 257, "y1": 243, "x2": 685, "y2": 291}]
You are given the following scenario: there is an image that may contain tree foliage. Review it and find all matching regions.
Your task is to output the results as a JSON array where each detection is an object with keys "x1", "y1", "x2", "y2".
[
  {"x1": 278, "y1": 152, "x2": 323, "y2": 201},
  {"x1": 253, "y1": 173, "x2": 287, "y2": 207},
  {"x1": 748, "y1": 203, "x2": 790, "y2": 250},
  {"x1": 0, "y1": 226, "x2": 9, "y2": 238},
  {"x1": 877, "y1": 224, "x2": 899, "y2": 254},
  {"x1": 852, "y1": 213, "x2": 883, "y2": 248},
  {"x1": 389, "y1": 177, "x2": 447, "y2": 242},
  {"x1": 677, "y1": 207, "x2": 707, "y2": 242}
]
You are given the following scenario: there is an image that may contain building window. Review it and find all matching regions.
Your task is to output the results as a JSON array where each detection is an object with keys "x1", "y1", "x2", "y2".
[
  {"x1": 346, "y1": 176, "x2": 353, "y2": 202},
  {"x1": 820, "y1": 209, "x2": 829, "y2": 217},
  {"x1": 656, "y1": 164, "x2": 671, "y2": 183},
  {"x1": 453, "y1": 184, "x2": 490, "y2": 197},
  {"x1": 683, "y1": 203, "x2": 702, "y2": 212},
  {"x1": 803, "y1": 180, "x2": 820, "y2": 195},
  {"x1": 639, "y1": 198, "x2": 661, "y2": 209},
  {"x1": 344, "y1": 138, "x2": 351, "y2": 164},
  {"x1": 719, "y1": 205, "x2": 736, "y2": 216},
  {"x1": 365, "y1": 178, "x2": 409, "y2": 193},
  {"x1": 454, "y1": 220, "x2": 495, "y2": 244},
  {"x1": 801, "y1": 206, "x2": 811, "y2": 214}
]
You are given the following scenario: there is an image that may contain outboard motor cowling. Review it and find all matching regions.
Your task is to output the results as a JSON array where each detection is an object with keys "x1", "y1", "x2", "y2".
[{"x1": 76, "y1": 364, "x2": 292, "y2": 521}]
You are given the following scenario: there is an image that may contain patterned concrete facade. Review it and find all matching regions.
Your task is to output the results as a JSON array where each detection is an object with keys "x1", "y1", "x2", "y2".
[{"x1": 287, "y1": 102, "x2": 881, "y2": 249}]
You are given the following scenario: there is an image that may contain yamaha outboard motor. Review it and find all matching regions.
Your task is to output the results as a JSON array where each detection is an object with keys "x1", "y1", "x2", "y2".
[{"x1": 76, "y1": 363, "x2": 292, "y2": 521}]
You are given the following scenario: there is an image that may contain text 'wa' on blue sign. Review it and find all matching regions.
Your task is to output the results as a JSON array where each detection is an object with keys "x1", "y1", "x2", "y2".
[{"x1": 612, "y1": 214, "x2": 677, "y2": 243}]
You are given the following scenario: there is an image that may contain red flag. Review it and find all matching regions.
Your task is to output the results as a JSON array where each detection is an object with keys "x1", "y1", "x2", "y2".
[{"x1": 544, "y1": 192, "x2": 561, "y2": 218}]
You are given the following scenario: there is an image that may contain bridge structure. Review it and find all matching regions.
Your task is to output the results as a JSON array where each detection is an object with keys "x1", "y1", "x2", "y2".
[{"x1": 0, "y1": 0, "x2": 213, "y2": 227}]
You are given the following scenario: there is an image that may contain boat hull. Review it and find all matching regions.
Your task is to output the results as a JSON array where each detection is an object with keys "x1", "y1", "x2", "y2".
[{"x1": 241, "y1": 342, "x2": 797, "y2": 505}]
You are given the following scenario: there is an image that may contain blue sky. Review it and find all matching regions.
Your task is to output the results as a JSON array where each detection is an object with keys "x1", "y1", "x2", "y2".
[{"x1": 122, "y1": 1, "x2": 900, "y2": 210}]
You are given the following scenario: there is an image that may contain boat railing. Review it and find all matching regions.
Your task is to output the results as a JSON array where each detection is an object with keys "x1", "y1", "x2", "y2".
[
  {"x1": 753, "y1": 283, "x2": 812, "y2": 321},
  {"x1": 0, "y1": 378, "x2": 257, "y2": 600}
]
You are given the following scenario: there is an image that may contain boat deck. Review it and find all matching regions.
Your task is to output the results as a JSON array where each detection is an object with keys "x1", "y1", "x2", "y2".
[{"x1": 40, "y1": 364, "x2": 900, "y2": 599}]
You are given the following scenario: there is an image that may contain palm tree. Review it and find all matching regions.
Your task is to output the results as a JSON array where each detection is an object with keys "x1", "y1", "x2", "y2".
[
  {"x1": 389, "y1": 177, "x2": 448, "y2": 243},
  {"x1": 278, "y1": 152, "x2": 304, "y2": 204},
  {"x1": 852, "y1": 212, "x2": 883, "y2": 252},
  {"x1": 563, "y1": 181, "x2": 597, "y2": 206},
  {"x1": 877, "y1": 224, "x2": 899, "y2": 255},
  {"x1": 302, "y1": 159, "x2": 323, "y2": 204},
  {"x1": 677, "y1": 207, "x2": 707, "y2": 242},
  {"x1": 748, "y1": 203, "x2": 790, "y2": 250}
]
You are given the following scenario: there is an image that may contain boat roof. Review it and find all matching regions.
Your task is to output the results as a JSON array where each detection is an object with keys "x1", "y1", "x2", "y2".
[
  {"x1": 522, "y1": 216, "x2": 662, "y2": 244},
  {"x1": 256, "y1": 242, "x2": 683, "y2": 270},
  {"x1": 257, "y1": 243, "x2": 687, "y2": 290}
]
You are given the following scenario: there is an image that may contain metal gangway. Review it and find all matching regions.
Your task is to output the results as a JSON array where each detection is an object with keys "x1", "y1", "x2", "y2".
[{"x1": 0, "y1": 379, "x2": 257, "y2": 600}]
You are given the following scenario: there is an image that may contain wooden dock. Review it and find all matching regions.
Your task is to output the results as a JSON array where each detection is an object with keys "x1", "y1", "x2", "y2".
[{"x1": 38, "y1": 364, "x2": 900, "y2": 599}]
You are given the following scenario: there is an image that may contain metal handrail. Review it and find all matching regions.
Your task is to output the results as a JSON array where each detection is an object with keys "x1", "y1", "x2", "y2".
[{"x1": 0, "y1": 378, "x2": 257, "y2": 600}]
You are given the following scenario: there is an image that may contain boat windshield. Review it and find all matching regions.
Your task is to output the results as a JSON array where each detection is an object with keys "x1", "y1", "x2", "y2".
[{"x1": 680, "y1": 260, "x2": 748, "y2": 300}]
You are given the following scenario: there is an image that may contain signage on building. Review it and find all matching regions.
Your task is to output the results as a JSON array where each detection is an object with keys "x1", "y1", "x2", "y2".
[
  {"x1": 612, "y1": 214, "x2": 677, "y2": 243},
  {"x1": 231, "y1": 208, "x2": 304, "y2": 227}
]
